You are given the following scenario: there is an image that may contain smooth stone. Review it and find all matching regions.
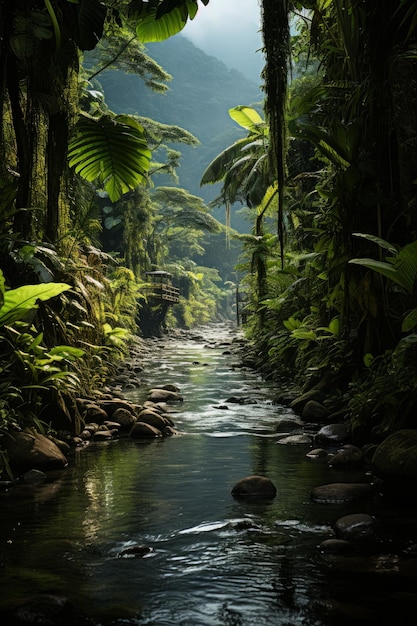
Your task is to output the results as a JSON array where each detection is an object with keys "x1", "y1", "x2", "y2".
[
  {"x1": 118, "y1": 544, "x2": 154, "y2": 558},
  {"x1": 5, "y1": 430, "x2": 68, "y2": 471},
  {"x1": 231, "y1": 475, "x2": 277, "y2": 499},
  {"x1": 319, "y1": 538, "x2": 354, "y2": 554},
  {"x1": 310, "y1": 482, "x2": 373, "y2": 503},
  {"x1": 129, "y1": 422, "x2": 163, "y2": 438},
  {"x1": 329, "y1": 444, "x2": 363, "y2": 467},
  {"x1": 23, "y1": 469, "x2": 47, "y2": 483},
  {"x1": 315, "y1": 423, "x2": 349, "y2": 444},
  {"x1": 111, "y1": 407, "x2": 137, "y2": 429},
  {"x1": 277, "y1": 434, "x2": 312, "y2": 445},
  {"x1": 137, "y1": 408, "x2": 169, "y2": 431},
  {"x1": 148, "y1": 388, "x2": 183, "y2": 403},
  {"x1": 306, "y1": 448, "x2": 329, "y2": 459},
  {"x1": 301, "y1": 400, "x2": 330, "y2": 422},
  {"x1": 290, "y1": 389, "x2": 325, "y2": 414},
  {"x1": 333, "y1": 513, "x2": 376, "y2": 544}
]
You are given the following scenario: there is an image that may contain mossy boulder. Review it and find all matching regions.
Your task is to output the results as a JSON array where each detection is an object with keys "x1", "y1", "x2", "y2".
[{"x1": 372, "y1": 429, "x2": 417, "y2": 479}]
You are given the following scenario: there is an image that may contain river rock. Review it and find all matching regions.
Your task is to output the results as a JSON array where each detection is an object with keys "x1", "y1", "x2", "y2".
[
  {"x1": 231, "y1": 475, "x2": 277, "y2": 499},
  {"x1": 129, "y1": 422, "x2": 163, "y2": 438},
  {"x1": 118, "y1": 544, "x2": 154, "y2": 558},
  {"x1": 310, "y1": 482, "x2": 373, "y2": 503},
  {"x1": 97, "y1": 398, "x2": 138, "y2": 419},
  {"x1": 112, "y1": 407, "x2": 137, "y2": 429},
  {"x1": 315, "y1": 423, "x2": 349, "y2": 444},
  {"x1": 93, "y1": 429, "x2": 114, "y2": 441},
  {"x1": 137, "y1": 408, "x2": 169, "y2": 432},
  {"x1": 148, "y1": 388, "x2": 183, "y2": 403},
  {"x1": 5, "y1": 430, "x2": 68, "y2": 471},
  {"x1": 80, "y1": 403, "x2": 108, "y2": 424},
  {"x1": 306, "y1": 448, "x2": 329, "y2": 459},
  {"x1": 290, "y1": 389, "x2": 325, "y2": 415},
  {"x1": 23, "y1": 469, "x2": 47, "y2": 483},
  {"x1": 158, "y1": 384, "x2": 180, "y2": 393},
  {"x1": 334, "y1": 513, "x2": 377, "y2": 545},
  {"x1": 372, "y1": 429, "x2": 417, "y2": 479},
  {"x1": 319, "y1": 538, "x2": 355, "y2": 554},
  {"x1": 329, "y1": 444, "x2": 363, "y2": 467},
  {"x1": 301, "y1": 400, "x2": 330, "y2": 422},
  {"x1": 277, "y1": 434, "x2": 312, "y2": 445}
]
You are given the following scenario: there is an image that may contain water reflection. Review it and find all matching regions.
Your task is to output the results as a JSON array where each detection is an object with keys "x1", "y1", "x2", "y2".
[{"x1": 1, "y1": 325, "x2": 408, "y2": 625}]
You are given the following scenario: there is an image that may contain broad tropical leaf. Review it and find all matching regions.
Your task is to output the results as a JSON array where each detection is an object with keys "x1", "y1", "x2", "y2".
[
  {"x1": 200, "y1": 139, "x2": 254, "y2": 185},
  {"x1": 0, "y1": 283, "x2": 71, "y2": 326},
  {"x1": 352, "y1": 232, "x2": 398, "y2": 254},
  {"x1": 350, "y1": 240, "x2": 417, "y2": 294},
  {"x1": 136, "y1": 1, "x2": 199, "y2": 43},
  {"x1": 229, "y1": 106, "x2": 264, "y2": 131},
  {"x1": 68, "y1": 113, "x2": 151, "y2": 201},
  {"x1": 76, "y1": 0, "x2": 107, "y2": 50}
]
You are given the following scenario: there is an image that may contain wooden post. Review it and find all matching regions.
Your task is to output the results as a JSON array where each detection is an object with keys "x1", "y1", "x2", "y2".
[{"x1": 236, "y1": 283, "x2": 240, "y2": 326}]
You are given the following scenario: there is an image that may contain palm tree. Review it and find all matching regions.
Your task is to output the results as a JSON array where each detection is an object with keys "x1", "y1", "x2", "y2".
[{"x1": 200, "y1": 105, "x2": 273, "y2": 228}]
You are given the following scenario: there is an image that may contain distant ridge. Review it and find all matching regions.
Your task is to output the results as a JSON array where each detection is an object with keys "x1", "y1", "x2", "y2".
[{"x1": 97, "y1": 34, "x2": 263, "y2": 200}]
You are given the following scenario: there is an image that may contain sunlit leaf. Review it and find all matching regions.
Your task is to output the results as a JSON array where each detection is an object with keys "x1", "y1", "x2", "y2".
[{"x1": 0, "y1": 283, "x2": 71, "y2": 326}]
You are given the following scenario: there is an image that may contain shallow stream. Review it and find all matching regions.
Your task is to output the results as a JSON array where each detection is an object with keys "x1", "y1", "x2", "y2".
[{"x1": 1, "y1": 324, "x2": 416, "y2": 625}]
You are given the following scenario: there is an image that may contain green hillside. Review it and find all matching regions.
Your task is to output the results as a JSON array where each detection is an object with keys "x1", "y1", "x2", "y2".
[{"x1": 94, "y1": 35, "x2": 262, "y2": 228}]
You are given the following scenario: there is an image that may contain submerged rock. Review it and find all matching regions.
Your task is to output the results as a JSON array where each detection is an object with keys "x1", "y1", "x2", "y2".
[
  {"x1": 118, "y1": 544, "x2": 154, "y2": 558},
  {"x1": 231, "y1": 475, "x2": 277, "y2": 499}
]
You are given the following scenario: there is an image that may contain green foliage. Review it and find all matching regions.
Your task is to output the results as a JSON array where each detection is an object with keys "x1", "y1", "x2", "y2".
[
  {"x1": 350, "y1": 236, "x2": 417, "y2": 295},
  {"x1": 200, "y1": 106, "x2": 271, "y2": 209},
  {"x1": 135, "y1": 1, "x2": 207, "y2": 43},
  {"x1": 0, "y1": 275, "x2": 71, "y2": 326},
  {"x1": 68, "y1": 113, "x2": 151, "y2": 201}
]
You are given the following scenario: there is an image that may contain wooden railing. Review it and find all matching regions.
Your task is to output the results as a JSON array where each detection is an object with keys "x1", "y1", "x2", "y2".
[{"x1": 145, "y1": 283, "x2": 180, "y2": 303}]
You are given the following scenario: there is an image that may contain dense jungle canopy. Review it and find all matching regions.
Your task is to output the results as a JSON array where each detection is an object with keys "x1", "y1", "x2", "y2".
[{"x1": 1, "y1": 0, "x2": 417, "y2": 475}]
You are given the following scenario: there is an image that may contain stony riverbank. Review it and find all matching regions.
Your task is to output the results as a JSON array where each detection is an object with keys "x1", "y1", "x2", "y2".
[{"x1": 2, "y1": 325, "x2": 417, "y2": 625}]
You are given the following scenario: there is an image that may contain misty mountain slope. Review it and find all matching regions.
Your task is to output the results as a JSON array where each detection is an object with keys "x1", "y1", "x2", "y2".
[{"x1": 95, "y1": 35, "x2": 262, "y2": 208}]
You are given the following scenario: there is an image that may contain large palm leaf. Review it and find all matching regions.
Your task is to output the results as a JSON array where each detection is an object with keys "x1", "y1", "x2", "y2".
[
  {"x1": 135, "y1": 0, "x2": 207, "y2": 43},
  {"x1": 200, "y1": 105, "x2": 270, "y2": 207},
  {"x1": 68, "y1": 113, "x2": 151, "y2": 202}
]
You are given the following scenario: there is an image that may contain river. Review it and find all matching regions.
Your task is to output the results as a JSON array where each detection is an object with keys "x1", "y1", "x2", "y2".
[{"x1": 1, "y1": 323, "x2": 415, "y2": 625}]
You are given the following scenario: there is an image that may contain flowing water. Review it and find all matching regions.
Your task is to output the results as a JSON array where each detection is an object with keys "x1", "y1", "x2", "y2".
[{"x1": 1, "y1": 324, "x2": 415, "y2": 625}]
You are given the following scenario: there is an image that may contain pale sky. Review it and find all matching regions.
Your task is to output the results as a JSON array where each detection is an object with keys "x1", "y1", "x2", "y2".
[{"x1": 182, "y1": 0, "x2": 264, "y2": 84}]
